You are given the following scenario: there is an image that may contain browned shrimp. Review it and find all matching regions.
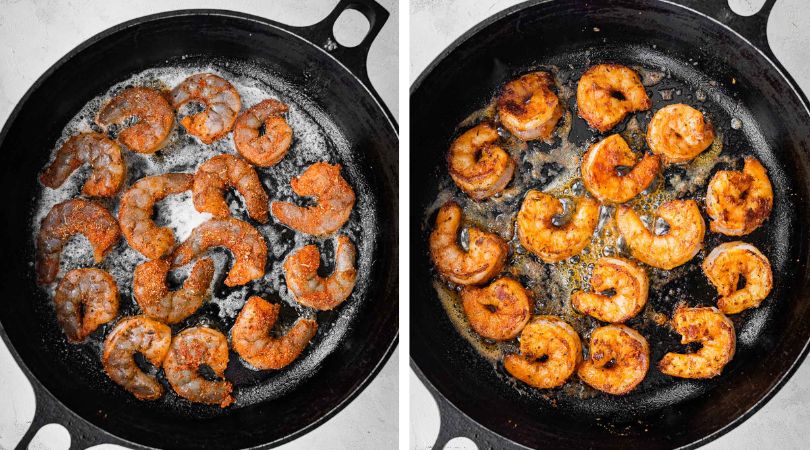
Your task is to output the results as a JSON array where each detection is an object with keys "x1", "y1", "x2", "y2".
[
  {"x1": 497, "y1": 71, "x2": 563, "y2": 141},
  {"x1": 647, "y1": 104, "x2": 715, "y2": 164},
  {"x1": 102, "y1": 316, "x2": 171, "y2": 400},
  {"x1": 133, "y1": 258, "x2": 214, "y2": 324},
  {"x1": 233, "y1": 99, "x2": 293, "y2": 166},
  {"x1": 54, "y1": 268, "x2": 119, "y2": 343},
  {"x1": 577, "y1": 64, "x2": 651, "y2": 132},
  {"x1": 447, "y1": 123, "x2": 515, "y2": 200},
  {"x1": 193, "y1": 154, "x2": 269, "y2": 223},
  {"x1": 702, "y1": 241, "x2": 772, "y2": 314},
  {"x1": 571, "y1": 257, "x2": 648, "y2": 323},
  {"x1": 659, "y1": 306, "x2": 735, "y2": 379},
  {"x1": 705, "y1": 157, "x2": 773, "y2": 236},
  {"x1": 581, "y1": 134, "x2": 661, "y2": 203},
  {"x1": 461, "y1": 277, "x2": 531, "y2": 341},
  {"x1": 283, "y1": 235, "x2": 357, "y2": 310},
  {"x1": 163, "y1": 327, "x2": 234, "y2": 407},
  {"x1": 39, "y1": 133, "x2": 125, "y2": 197},
  {"x1": 96, "y1": 87, "x2": 174, "y2": 154},
  {"x1": 503, "y1": 316, "x2": 582, "y2": 389},
  {"x1": 516, "y1": 191, "x2": 599, "y2": 263},
  {"x1": 578, "y1": 325, "x2": 650, "y2": 395},
  {"x1": 170, "y1": 73, "x2": 241, "y2": 144},
  {"x1": 231, "y1": 296, "x2": 318, "y2": 370}
]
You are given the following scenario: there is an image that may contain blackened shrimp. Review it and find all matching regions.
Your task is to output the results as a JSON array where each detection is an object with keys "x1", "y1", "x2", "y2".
[
  {"x1": 702, "y1": 241, "x2": 773, "y2": 314},
  {"x1": 39, "y1": 133, "x2": 125, "y2": 197},
  {"x1": 133, "y1": 258, "x2": 214, "y2": 324},
  {"x1": 705, "y1": 157, "x2": 773, "y2": 236},
  {"x1": 461, "y1": 277, "x2": 531, "y2": 341},
  {"x1": 283, "y1": 235, "x2": 357, "y2": 310},
  {"x1": 233, "y1": 99, "x2": 293, "y2": 167},
  {"x1": 163, "y1": 327, "x2": 234, "y2": 407},
  {"x1": 497, "y1": 71, "x2": 563, "y2": 141},
  {"x1": 96, "y1": 87, "x2": 174, "y2": 154},
  {"x1": 193, "y1": 154, "x2": 269, "y2": 223},
  {"x1": 647, "y1": 104, "x2": 715, "y2": 164},
  {"x1": 577, "y1": 324, "x2": 650, "y2": 395},
  {"x1": 54, "y1": 268, "x2": 119, "y2": 343},
  {"x1": 577, "y1": 64, "x2": 651, "y2": 133},
  {"x1": 503, "y1": 316, "x2": 582, "y2": 389},
  {"x1": 581, "y1": 134, "x2": 660, "y2": 203},
  {"x1": 571, "y1": 257, "x2": 648, "y2": 323},
  {"x1": 170, "y1": 73, "x2": 241, "y2": 144},
  {"x1": 447, "y1": 123, "x2": 515, "y2": 200},
  {"x1": 659, "y1": 306, "x2": 735, "y2": 379},
  {"x1": 102, "y1": 316, "x2": 171, "y2": 400}
]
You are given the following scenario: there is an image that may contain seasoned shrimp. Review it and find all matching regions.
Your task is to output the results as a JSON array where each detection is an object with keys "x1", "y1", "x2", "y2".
[
  {"x1": 447, "y1": 123, "x2": 515, "y2": 200},
  {"x1": 705, "y1": 157, "x2": 773, "y2": 236},
  {"x1": 163, "y1": 327, "x2": 234, "y2": 407},
  {"x1": 702, "y1": 241, "x2": 772, "y2": 314},
  {"x1": 647, "y1": 104, "x2": 715, "y2": 164},
  {"x1": 133, "y1": 258, "x2": 214, "y2": 324},
  {"x1": 461, "y1": 277, "x2": 531, "y2": 341},
  {"x1": 53, "y1": 268, "x2": 119, "y2": 343},
  {"x1": 170, "y1": 73, "x2": 241, "y2": 144},
  {"x1": 581, "y1": 134, "x2": 661, "y2": 203},
  {"x1": 503, "y1": 316, "x2": 582, "y2": 389},
  {"x1": 578, "y1": 324, "x2": 649, "y2": 395},
  {"x1": 572, "y1": 257, "x2": 648, "y2": 323},
  {"x1": 284, "y1": 235, "x2": 357, "y2": 310},
  {"x1": 516, "y1": 191, "x2": 599, "y2": 263},
  {"x1": 233, "y1": 99, "x2": 293, "y2": 166},
  {"x1": 497, "y1": 71, "x2": 563, "y2": 141},
  {"x1": 40, "y1": 133, "x2": 125, "y2": 197},
  {"x1": 36, "y1": 199, "x2": 120, "y2": 284},
  {"x1": 96, "y1": 87, "x2": 174, "y2": 154},
  {"x1": 193, "y1": 154, "x2": 269, "y2": 223},
  {"x1": 429, "y1": 202, "x2": 508, "y2": 285},
  {"x1": 172, "y1": 217, "x2": 267, "y2": 287},
  {"x1": 271, "y1": 162, "x2": 355, "y2": 236},
  {"x1": 119, "y1": 173, "x2": 193, "y2": 259},
  {"x1": 577, "y1": 64, "x2": 651, "y2": 132},
  {"x1": 616, "y1": 200, "x2": 705, "y2": 270},
  {"x1": 231, "y1": 296, "x2": 318, "y2": 370},
  {"x1": 102, "y1": 316, "x2": 171, "y2": 400},
  {"x1": 659, "y1": 306, "x2": 735, "y2": 379}
]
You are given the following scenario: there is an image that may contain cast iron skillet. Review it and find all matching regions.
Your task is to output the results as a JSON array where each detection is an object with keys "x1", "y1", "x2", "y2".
[
  {"x1": 0, "y1": 2, "x2": 398, "y2": 449},
  {"x1": 411, "y1": 0, "x2": 810, "y2": 448}
]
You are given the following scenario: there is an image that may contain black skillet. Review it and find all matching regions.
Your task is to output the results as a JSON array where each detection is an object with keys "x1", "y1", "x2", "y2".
[
  {"x1": 0, "y1": 2, "x2": 398, "y2": 449},
  {"x1": 411, "y1": 0, "x2": 810, "y2": 448}
]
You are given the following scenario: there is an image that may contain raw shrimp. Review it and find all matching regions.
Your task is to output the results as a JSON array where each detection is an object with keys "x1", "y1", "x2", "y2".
[
  {"x1": 659, "y1": 306, "x2": 736, "y2": 379},
  {"x1": 133, "y1": 258, "x2": 214, "y2": 324},
  {"x1": 447, "y1": 123, "x2": 515, "y2": 200},
  {"x1": 193, "y1": 154, "x2": 269, "y2": 223},
  {"x1": 96, "y1": 87, "x2": 174, "y2": 154},
  {"x1": 647, "y1": 104, "x2": 715, "y2": 164},
  {"x1": 283, "y1": 235, "x2": 357, "y2": 310},
  {"x1": 39, "y1": 132, "x2": 125, "y2": 197},
  {"x1": 497, "y1": 71, "x2": 563, "y2": 141},
  {"x1": 705, "y1": 157, "x2": 773, "y2": 236},
  {"x1": 461, "y1": 277, "x2": 531, "y2": 341},
  {"x1": 581, "y1": 134, "x2": 660, "y2": 203},
  {"x1": 516, "y1": 190, "x2": 599, "y2": 263},
  {"x1": 170, "y1": 73, "x2": 241, "y2": 144},
  {"x1": 429, "y1": 202, "x2": 508, "y2": 285},
  {"x1": 54, "y1": 268, "x2": 119, "y2": 343},
  {"x1": 233, "y1": 99, "x2": 293, "y2": 166},
  {"x1": 577, "y1": 64, "x2": 651, "y2": 132},
  {"x1": 577, "y1": 324, "x2": 650, "y2": 395},
  {"x1": 163, "y1": 327, "x2": 234, "y2": 407},
  {"x1": 702, "y1": 241, "x2": 773, "y2": 314},
  {"x1": 231, "y1": 296, "x2": 318, "y2": 370},
  {"x1": 503, "y1": 316, "x2": 582, "y2": 389},
  {"x1": 571, "y1": 257, "x2": 648, "y2": 323},
  {"x1": 102, "y1": 316, "x2": 171, "y2": 400}
]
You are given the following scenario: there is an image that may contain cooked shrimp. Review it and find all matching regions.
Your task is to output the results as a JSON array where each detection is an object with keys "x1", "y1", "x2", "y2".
[
  {"x1": 172, "y1": 217, "x2": 267, "y2": 287},
  {"x1": 36, "y1": 199, "x2": 120, "y2": 284},
  {"x1": 702, "y1": 241, "x2": 772, "y2": 314},
  {"x1": 231, "y1": 296, "x2": 318, "y2": 370},
  {"x1": 429, "y1": 202, "x2": 508, "y2": 285},
  {"x1": 53, "y1": 268, "x2": 119, "y2": 343},
  {"x1": 578, "y1": 324, "x2": 649, "y2": 395},
  {"x1": 39, "y1": 133, "x2": 125, "y2": 197},
  {"x1": 271, "y1": 162, "x2": 355, "y2": 236},
  {"x1": 516, "y1": 191, "x2": 599, "y2": 263},
  {"x1": 193, "y1": 154, "x2": 269, "y2": 223},
  {"x1": 283, "y1": 235, "x2": 357, "y2": 310},
  {"x1": 163, "y1": 327, "x2": 234, "y2": 407},
  {"x1": 572, "y1": 257, "x2": 648, "y2": 323},
  {"x1": 705, "y1": 157, "x2": 773, "y2": 236},
  {"x1": 447, "y1": 123, "x2": 515, "y2": 200},
  {"x1": 170, "y1": 73, "x2": 241, "y2": 144},
  {"x1": 581, "y1": 134, "x2": 661, "y2": 203},
  {"x1": 497, "y1": 71, "x2": 563, "y2": 141},
  {"x1": 118, "y1": 173, "x2": 193, "y2": 259},
  {"x1": 233, "y1": 99, "x2": 293, "y2": 166},
  {"x1": 461, "y1": 277, "x2": 531, "y2": 341},
  {"x1": 102, "y1": 316, "x2": 171, "y2": 400},
  {"x1": 503, "y1": 316, "x2": 582, "y2": 389},
  {"x1": 96, "y1": 87, "x2": 174, "y2": 154},
  {"x1": 577, "y1": 64, "x2": 651, "y2": 132},
  {"x1": 659, "y1": 306, "x2": 735, "y2": 379},
  {"x1": 647, "y1": 104, "x2": 715, "y2": 164},
  {"x1": 616, "y1": 200, "x2": 705, "y2": 270},
  {"x1": 133, "y1": 258, "x2": 214, "y2": 324}
]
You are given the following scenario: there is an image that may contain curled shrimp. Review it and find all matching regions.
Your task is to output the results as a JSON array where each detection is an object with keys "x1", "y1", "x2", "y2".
[
  {"x1": 659, "y1": 306, "x2": 735, "y2": 379},
  {"x1": 271, "y1": 162, "x2": 355, "y2": 236},
  {"x1": 503, "y1": 316, "x2": 582, "y2": 389},
  {"x1": 53, "y1": 268, "x2": 119, "y2": 343},
  {"x1": 102, "y1": 316, "x2": 171, "y2": 400},
  {"x1": 647, "y1": 104, "x2": 715, "y2": 164},
  {"x1": 497, "y1": 71, "x2": 563, "y2": 141},
  {"x1": 39, "y1": 133, "x2": 125, "y2": 197},
  {"x1": 231, "y1": 296, "x2": 318, "y2": 370},
  {"x1": 516, "y1": 190, "x2": 599, "y2": 263},
  {"x1": 163, "y1": 327, "x2": 234, "y2": 407},
  {"x1": 96, "y1": 87, "x2": 174, "y2": 154},
  {"x1": 572, "y1": 257, "x2": 648, "y2": 323},
  {"x1": 193, "y1": 154, "x2": 269, "y2": 223},
  {"x1": 577, "y1": 64, "x2": 651, "y2": 132},
  {"x1": 702, "y1": 241, "x2": 773, "y2": 314},
  {"x1": 705, "y1": 157, "x2": 773, "y2": 236},
  {"x1": 233, "y1": 99, "x2": 293, "y2": 166},
  {"x1": 172, "y1": 217, "x2": 267, "y2": 287},
  {"x1": 283, "y1": 235, "x2": 357, "y2": 310},
  {"x1": 36, "y1": 199, "x2": 120, "y2": 284},
  {"x1": 447, "y1": 123, "x2": 515, "y2": 200},
  {"x1": 429, "y1": 202, "x2": 508, "y2": 285},
  {"x1": 133, "y1": 258, "x2": 214, "y2": 324},
  {"x1": 170, "y1": 73, "x2": 241, "y2": 144},
  {"x1": 616, "y1": 200, "x2": 705, "y2": 270},
  {"x1": 578, "y1": 324, "x2": 650, "y2": 395},
  {"x1": 581, "y1": 134, "x2": 661, "y2": 203},
  {"x1": 119, "y1": 173, "x2": 194, "y2": 259},
  {"x1": 461, "y1": 277, "x2": 531, "y2": 341}
]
